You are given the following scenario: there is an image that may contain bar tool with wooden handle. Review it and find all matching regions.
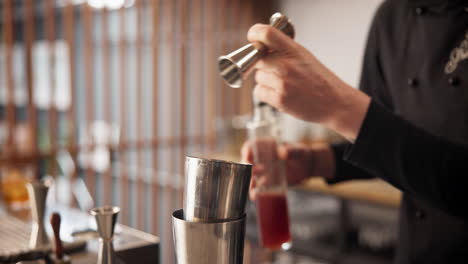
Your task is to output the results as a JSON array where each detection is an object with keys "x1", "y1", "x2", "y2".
[{"x1": 49, "y1": 212, "x2": 71, "y2": 264}]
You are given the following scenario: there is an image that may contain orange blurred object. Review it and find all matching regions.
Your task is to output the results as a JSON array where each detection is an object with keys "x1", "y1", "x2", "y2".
[{"x1": 1, "y1": 167, "x2": 30, "y2": 211}]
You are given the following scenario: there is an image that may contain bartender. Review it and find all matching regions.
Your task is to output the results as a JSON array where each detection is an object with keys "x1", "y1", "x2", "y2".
[{"x1": 242, "y1": 0, "x2": 468, "y2": 263}]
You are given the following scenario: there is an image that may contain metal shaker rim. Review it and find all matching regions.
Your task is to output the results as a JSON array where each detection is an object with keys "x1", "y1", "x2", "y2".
[
  {"x1": 173, "y1": 209, "x2": 246, "y2": 224},
  {"x1": 28, "y1": 177, "x2": 54, "y2": 188},
  {"x1": 90, "y1": 206, "x2": 120, "y2": 216},
  {"x1": 186, "y1": 155, "x2": 252, "y2": 167}
]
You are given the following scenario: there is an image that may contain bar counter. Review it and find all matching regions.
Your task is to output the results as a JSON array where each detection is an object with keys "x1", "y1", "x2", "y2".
[{"x1": 296, "y1": 178, "x2": 401, "y2": 208}]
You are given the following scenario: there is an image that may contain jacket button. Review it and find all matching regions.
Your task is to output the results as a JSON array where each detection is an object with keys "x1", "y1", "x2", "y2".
[
  {"x1": 415, "y1": 210, "x2": 425, "y2": 219},
  {"x1": 448, "y1": 76, "x2": 460, "y2": 86},
  {"x1": 408, "y1": 78, "x2": 418, "y2": 87},
  {"x1": 415, "y1": 7, "x2": 426, "y2": 15}
]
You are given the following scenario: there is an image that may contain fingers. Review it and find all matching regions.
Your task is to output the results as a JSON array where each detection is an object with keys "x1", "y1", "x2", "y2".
[
  {"x1": 249, "y1": 176, "x2": 257, "y2": 200},
  {"x1": 241, "y1": 141, "x2": 253, "y2": 163},
  {"x1": 247, "y1": 24, "x2": 298, "y2": 53},
  {"x1": 248, "y1": 165, "x2": 265, "y2": 201},
  {"x1": 278, "y1": 144, "x2": 300, "y2": 160},
  {"x1": 287, "y1": 148, "x2": 307, "y2": 160},
  {"x1": 255, "y1": 70, "x2": 286, "y2": 91},
  {"x1": 253, "y1": 84, "x2": 282, "y2": 109},
  {"x1": 252, "y1": 164, "x2": 265, "y2": 174},
  {"x1": 254, "y1": 55, "x2": 289, "y2": 77},
  {"x1": 277, "y1": 144, "x2": 289, "y2": 160},
  {"x1": 249, "y1": 164, "x2": 266, "y2": 201}
]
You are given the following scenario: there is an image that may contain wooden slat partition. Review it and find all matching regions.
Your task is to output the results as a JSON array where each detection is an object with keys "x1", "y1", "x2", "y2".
[
  {"x1": 2, "y1": 0, "x2": 16, "y2": 157},
  {"x1": 240, "y1": 1, "x2": 255, "y2": 115},
  {"x1": 205, "y1": 0, "x2": 217, "y2": 148},
  {"x1": 45, "y1": 0, "x2": 58, "y2": 178},
  {"x1": 165, "y1": 0, "x2": 176, "y2": 262},
  {"x1": 63, "y1": 1, "x2": 78, "y2": 209},
  {"x1": 118, "y1": 6, "x2": 129, "y2": 225},
  {"x1": 101, "y1": 6, "x2": 112, "y2": 206},
  {"x1": 23, "y1": 0, "x2": 38, "y2": 177},
  {"x1": 0, "y1": 1, "x2": 274, "y2": 262},
  {"x1": 193, "y1": 0, "x2": 203, "y2": 150},
  {"x1": 64, "y1": 1, "x2": 76, "y2": 148},
  {"x1": 151, "y1": 0, "x2": 161, "y2": 236},
  {"x1": 218, "y1": 0, "x2": 229, "y2": 124},
  {"x1": 179, "y1": 0, "x2": 188, "y2": 198},
  {"x1": 82, "y1": 3, "x2": 96, "y2": 199},
  {"x1": 135, "y1": 0, "x2": 145, "y2": 230},
  {"x1": 231, "y1": 0, "x2": 241, "y2": 116}
]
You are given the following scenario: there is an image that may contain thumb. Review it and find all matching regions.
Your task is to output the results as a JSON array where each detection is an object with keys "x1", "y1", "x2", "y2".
[
  {"x1": 277, "y1": 144, "x2": 289, "y2": 160},
  {"x1": 278, "y1": 143, "x2": 306, "y2": 160},
  {"x1": 247, "y1": 24, "x2": 298, "y2": 53},
  {"x1": 241, "y1": 141, "x2": 254, "y2": 163},
  {"x1": 249, "y1": 174, "x2": 257, "y2": 200}
]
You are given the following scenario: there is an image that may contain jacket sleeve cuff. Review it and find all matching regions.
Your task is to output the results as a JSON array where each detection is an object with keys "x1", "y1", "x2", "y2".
[
  {"x1": 326, "y1": 143, "x2": 352, "y2": 184},
  {"x1": 342, "y1": 99, "x2": 383, "y2": 166},
  {"x1": 326, "y1": 100, "x2": 387, "y2": 184}
]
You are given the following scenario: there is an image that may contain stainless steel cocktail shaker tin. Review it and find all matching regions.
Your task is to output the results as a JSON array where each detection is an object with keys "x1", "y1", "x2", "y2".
[
  {"x1": 172, "y1": 209, "x2": 246, "y2": 264},
  {"x1": 183, "y1": 156, "x2": 252, "y2": 222},
  {"x1": 173, "y1": 157, "x2": 252, "y2": 264}
]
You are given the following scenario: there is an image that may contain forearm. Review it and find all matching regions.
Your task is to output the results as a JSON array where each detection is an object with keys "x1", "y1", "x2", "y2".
[
  {"x1": 344, "y1": 100, "x2": 468, "y2": 218},
  {"x1": 326, "y1": 143, "x2": 376, "y2": 184},
  {"x1": 324, "y1": 83, "x2": 372, "y2": 142}
]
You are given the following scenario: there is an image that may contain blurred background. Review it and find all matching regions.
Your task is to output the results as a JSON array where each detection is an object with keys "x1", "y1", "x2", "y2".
[{"x1": 0, "y1": 0, "x2": 401, "y2": 263}]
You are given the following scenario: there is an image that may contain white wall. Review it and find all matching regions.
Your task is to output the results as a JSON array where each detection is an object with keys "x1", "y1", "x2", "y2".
[{"x1": 277, "y1": 0, "x2": 384, "y2": 141}]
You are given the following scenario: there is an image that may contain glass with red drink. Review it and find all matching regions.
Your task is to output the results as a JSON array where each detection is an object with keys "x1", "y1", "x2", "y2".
[{"x1": 247, "y1": 102, "x2": 292, "y2": 251}]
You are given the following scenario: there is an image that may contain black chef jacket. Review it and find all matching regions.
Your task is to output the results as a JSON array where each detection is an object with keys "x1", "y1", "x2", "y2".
[{"x1": 329, "y1": 0, "x2": 468, "y2": 263}]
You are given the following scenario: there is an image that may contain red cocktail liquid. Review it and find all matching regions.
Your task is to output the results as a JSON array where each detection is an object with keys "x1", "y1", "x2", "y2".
[{"x1": 256, "y1": 191, "x2": 291, "y2": 250}]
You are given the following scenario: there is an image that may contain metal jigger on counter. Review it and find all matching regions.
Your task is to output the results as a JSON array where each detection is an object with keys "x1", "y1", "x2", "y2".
[
  {"x1": 26, "y1": 179, "x2": 53, "y2": 249},
  {"x1": 218, "y1": 12, "x2": 295, "y2": 88},
  {"x1": 49, "y1": 212, "x2": 71, "y2": 264},
  {"x1": 90, "y1": 206, "x2": 121, "y2": 264},
  {"x1": 172, "y1": 156, "x2": 252, "y2": 264}
]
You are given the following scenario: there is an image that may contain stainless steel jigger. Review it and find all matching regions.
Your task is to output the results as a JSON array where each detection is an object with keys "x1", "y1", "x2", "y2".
[
  {"x1": 173, "y1": 157, "x2": 252, "y2": 264},
  {"x1": 218, "y1": 12, "x2": 295, "y2": 88},
  {"x1": 26, "y1": 179, "x2": 53, "y2": 249},
  {"x1": 90, "y1": 206, "x2": 120, "y2": 264}
]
